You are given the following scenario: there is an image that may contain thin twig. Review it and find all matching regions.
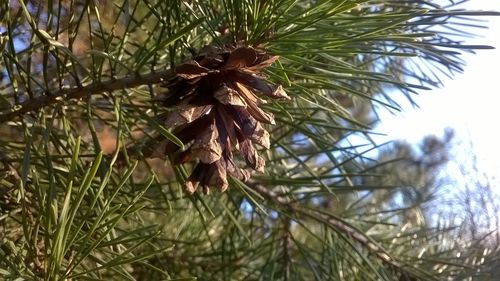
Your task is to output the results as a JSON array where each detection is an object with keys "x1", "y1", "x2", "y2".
[
  {"x1": 0, "y1": 69, "x2": 174, "y2": 123},
  {"x1": 282, "y1": 217, "x2": 291, "y2": 281}
]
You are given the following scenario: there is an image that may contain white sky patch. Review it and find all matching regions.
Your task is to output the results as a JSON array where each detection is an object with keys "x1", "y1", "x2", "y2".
[{"x1": 373, "y1": 0, "x2": 500, "y2": 191}]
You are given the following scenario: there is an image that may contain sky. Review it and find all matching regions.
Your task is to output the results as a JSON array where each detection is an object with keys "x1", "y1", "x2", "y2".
[{"x1": 372, "y1": 0, "x2": 500, "y2": 190}]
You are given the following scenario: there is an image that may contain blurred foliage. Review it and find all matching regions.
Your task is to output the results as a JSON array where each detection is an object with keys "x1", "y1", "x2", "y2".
[{"x1": 0, "y1": 0, "x2": 499, "y2": 280}]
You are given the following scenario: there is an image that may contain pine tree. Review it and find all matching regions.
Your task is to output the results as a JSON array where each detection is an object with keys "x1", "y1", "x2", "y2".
[{"x1": 0, "y1": 1, "x2": 498, "y2": 280}]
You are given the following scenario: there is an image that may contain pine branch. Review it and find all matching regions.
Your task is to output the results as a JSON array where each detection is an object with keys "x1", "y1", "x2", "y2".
[
  {"x1": 0, "y1": 69, "x2": 174, "y2": 123},
  {"x1": 250, "y1": 183, "x2": 432, "y2": 281}
]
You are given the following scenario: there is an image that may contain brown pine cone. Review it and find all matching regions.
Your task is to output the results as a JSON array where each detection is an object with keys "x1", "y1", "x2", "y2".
[{"x1": 157, "y1": 45, "x2": 289, "y2": 194}]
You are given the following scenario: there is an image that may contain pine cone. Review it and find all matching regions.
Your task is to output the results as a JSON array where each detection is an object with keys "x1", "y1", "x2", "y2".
[{"x1": 158, "y1": 45, "x2": 289, "y2": 194}]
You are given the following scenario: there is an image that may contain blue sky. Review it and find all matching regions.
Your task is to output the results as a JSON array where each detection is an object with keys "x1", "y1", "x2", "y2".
[{"x1": 373, "y1": 0, "x2": 500, "y2": 190}]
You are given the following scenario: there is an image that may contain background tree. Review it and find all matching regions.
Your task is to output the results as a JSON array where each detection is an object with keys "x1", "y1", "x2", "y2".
[{"x1": 0, "y1": 0, "x2": 499, "y2": 280}]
